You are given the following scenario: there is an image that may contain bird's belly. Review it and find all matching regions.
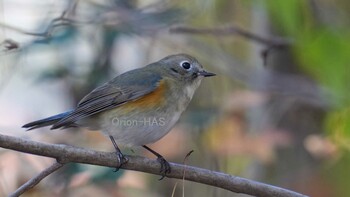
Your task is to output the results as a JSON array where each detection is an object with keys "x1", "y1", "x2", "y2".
[{"x1": 97, "y1": 106, "x2": 182, "y2": 146}]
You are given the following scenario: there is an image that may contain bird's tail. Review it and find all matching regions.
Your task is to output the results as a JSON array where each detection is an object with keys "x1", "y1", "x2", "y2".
[{"x1": 22, "y1": 111, "x2": 73, "y2": 130}]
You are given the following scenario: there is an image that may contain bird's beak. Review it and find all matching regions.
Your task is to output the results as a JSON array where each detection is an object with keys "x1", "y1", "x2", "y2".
[{"x1": 197, "y1": 70, "x2": 216, "y2": 77}]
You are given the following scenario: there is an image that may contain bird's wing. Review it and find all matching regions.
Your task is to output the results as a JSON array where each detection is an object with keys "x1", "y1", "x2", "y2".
[{"x1": 51, "y1": 71, "x2": 162, "y2": 129}]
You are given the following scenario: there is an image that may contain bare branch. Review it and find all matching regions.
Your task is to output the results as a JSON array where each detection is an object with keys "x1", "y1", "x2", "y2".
[
  {"x1": 0, "y1": 15, "x2": 75, "y2": 39},
  {"x1": 170, "y1": 26, "x2": 292, "y2": 47},
  {"x1": 0, "y1": 0, "x2": 79, "y2": 39},
  {"x1": 9, "y1": 162, "x2": 64, "y2": 197},
  {"x1": 0, "y1": 133, "x2": 307, "y2": 197}
]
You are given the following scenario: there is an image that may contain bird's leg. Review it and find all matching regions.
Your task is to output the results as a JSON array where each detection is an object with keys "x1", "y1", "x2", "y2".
[
  {"x1": 109, "y1": 136, "x2": 128, "y2": 171},
  {"x1": 142, "y1": 145, "x2": 171, "y2": 180}
]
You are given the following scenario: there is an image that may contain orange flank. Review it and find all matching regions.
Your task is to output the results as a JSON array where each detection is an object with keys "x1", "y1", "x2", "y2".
[{"x1": 121, "y1": 80, "x2": 167, "y2": 111}]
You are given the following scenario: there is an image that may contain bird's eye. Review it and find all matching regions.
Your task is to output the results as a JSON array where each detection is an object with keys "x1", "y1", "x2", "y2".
[{"x1": 181, "y1": 61, "x2": 191, "y2": 69}]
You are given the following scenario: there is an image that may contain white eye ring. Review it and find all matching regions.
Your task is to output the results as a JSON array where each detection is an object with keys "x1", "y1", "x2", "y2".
[{"x1": 180, "y1": 61, "x2": 191, "y2": 70}]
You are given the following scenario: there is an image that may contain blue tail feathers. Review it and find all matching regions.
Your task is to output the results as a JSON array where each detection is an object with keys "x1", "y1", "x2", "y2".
[{"x1": 22, "y1": 110, "x2": 73, "y2": 130}]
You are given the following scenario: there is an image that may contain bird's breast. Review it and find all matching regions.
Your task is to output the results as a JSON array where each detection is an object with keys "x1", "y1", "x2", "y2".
[
  {"x1": 96, "y1": 78, "x2": 197, "y2": 146},
  {"x1": 119, "y1": 80, "x2": 167, "y2": 112}
]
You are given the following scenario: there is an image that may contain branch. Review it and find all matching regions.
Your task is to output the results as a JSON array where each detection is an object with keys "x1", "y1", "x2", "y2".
[
  {"x1": 0, "y1": 0, "x2": 78, "y2": 41},
  {"x1": 10, "y1": 162, "x2": 64, "y2": 197},
  {"x1": 170, "y1": 26, "x2": 292, "y2": 47},
  {"x1": 0, "y1": 133, "x2": 308, "y2": 197}
]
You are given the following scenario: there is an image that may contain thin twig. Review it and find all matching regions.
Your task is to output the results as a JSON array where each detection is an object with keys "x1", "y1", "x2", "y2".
[
  {"x1": 170, "y1": 26, "x2": 292, "y2": 47},
  {"x1": 9, "y1": 162, "x2": 64, "y2": 197},
  {"x1": 0, "y1": 133, "x2": 308, "y2": 197},
  {"x1": 171, "y1": 182, "x2": 178, "y2": 197},
  {"x1": 182, "y1": 150, "x2": 193, "y2": 197},
  {"x1": 0, "y1": 0, "x2": 79, "y2": 39},
  {"x1": 0, "y1": 14, "x2": 74, "y2": 38}
]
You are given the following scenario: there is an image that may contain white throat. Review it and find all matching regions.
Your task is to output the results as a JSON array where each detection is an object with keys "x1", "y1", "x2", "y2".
[{"x1": 184, "y1": 78, "x2": 202, "y2": 100}]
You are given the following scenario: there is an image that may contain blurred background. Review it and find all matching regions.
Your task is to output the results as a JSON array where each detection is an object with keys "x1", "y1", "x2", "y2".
[{"x1": 0, "y1": 0, "x2": 349, "y2": 196}]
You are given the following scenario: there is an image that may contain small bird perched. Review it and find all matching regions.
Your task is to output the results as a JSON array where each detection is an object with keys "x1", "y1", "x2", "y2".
[{"x1": 23, "y1": 54, "x2": 215, "y2": 179}]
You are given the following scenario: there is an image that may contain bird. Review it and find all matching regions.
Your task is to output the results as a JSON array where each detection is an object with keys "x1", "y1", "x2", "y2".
[{"x1": 22, "y1": 54, "x2": 215, "y2": 179}]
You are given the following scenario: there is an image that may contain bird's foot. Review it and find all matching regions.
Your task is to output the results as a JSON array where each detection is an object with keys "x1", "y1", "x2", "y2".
[
  {"x1": 113, "y1": 151, "x2": 128, "y2": 172},
  {"x1": 157, "y1": 156, "x2": 171, "y2": 180}
]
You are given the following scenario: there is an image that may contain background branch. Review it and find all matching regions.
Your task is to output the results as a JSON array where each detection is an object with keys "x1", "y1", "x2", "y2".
[
  {"x1": 0, "y1": 133, "x2": 307, "y2": 197},
  {"x1": 10, "y1": 162, "x2": 64, "y2": 197},
  {"x1": 170, "y1": 26, "x2": 292, "y2": 47}
]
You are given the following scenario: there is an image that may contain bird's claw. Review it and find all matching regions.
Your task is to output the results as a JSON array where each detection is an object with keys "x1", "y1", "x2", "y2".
[
  {"x1": 157, "y1": 156, "x2": 171, "y2": 180},
  {"x1": 113, "y1": 151, "x2": 128, "y2": 172}
]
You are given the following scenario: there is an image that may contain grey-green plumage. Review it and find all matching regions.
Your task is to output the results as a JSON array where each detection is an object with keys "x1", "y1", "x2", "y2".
[{"x1": 51, "y1": 71, "x2": 163, "y2": 129}]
